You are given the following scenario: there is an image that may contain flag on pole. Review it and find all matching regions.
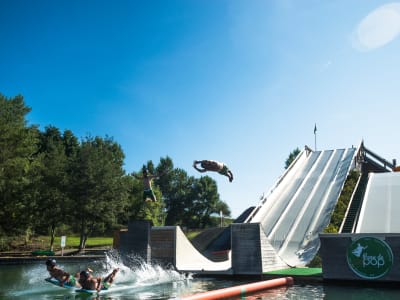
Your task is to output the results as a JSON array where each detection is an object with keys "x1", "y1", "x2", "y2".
[{"x1": 314, "y1": 123, "x2": 317, "y2": 151}]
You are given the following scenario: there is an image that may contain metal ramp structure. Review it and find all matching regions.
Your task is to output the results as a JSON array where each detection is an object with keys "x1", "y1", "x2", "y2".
[
  {"x1": 340, "y1": 142, "x2": 397, "y2": 233},
  {"x1": 319, "y1": 146, "x2": 400, "y2": 283},
  {"x1": 244, "y1": 146, "x2": 357, "y2": 268}
]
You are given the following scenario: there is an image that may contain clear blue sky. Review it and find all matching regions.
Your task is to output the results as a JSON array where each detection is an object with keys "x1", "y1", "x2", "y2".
[{"x1": 1, "y1": 1, "x2": 400, "y2": 217}]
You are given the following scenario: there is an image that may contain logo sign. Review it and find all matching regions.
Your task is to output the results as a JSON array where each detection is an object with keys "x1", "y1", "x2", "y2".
[{"x1": 347, "y1": 237, "x2": 393, "y2": 279}]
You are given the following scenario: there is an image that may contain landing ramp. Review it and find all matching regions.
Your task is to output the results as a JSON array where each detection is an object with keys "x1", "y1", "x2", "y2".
[
  {"x1": 356, "y1": 172, "x2": 400, "y2": 233},
  {"x1": 175, "y1": 226, "x2": 232, "y2": 273}
]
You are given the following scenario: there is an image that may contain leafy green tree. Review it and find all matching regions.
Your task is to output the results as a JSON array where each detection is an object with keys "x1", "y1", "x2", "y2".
[
  {"x1": 125, "y1": 158, "x2": 168, "y2": 226},
  {"x1": 156, "y1": 156, "x2": 231, "y2": 228},
  {"x1": 0, "y1": 94, "x2": 40, "y2": 236},
  {"x1": 68, "y1": 136, "x2": 129, "y2": 251},
  {"x1": 127, "y1": 172, "x2": 165, "y2": 226},
  {"x1": 0, "y1": 93, "x2": 235, "y2": 242},
  {"x1": 188, "y1": 176, "x2": 228, "y2": 228},
  {"x1": 163, "y1": 168, "x2": 195, "y2": 226},
  {"x1": 35, "y1": 126, "x2": 70, "y2": 250},
  {"x1": 62, "y1": 129, "x2": 79, "y2": 159},
  {"x1": 154, "y1": 157, "x2": 186, "y2": 225},
  {"x1": 285, "y1": 147, "x2": 301, "y2": 169}
]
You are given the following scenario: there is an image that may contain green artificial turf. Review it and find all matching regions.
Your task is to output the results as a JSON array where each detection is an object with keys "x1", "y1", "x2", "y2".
[{"x1": 264, "y1": 267, "x2": 322, "y2": 276}]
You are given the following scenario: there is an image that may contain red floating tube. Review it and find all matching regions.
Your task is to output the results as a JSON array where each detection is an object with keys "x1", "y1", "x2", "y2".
[{"x1": 182, "y1": 276, "x2": 294, "y2": 300}]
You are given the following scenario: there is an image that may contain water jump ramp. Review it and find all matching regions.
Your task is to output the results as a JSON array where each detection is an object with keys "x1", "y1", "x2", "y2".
[
  {"x1": 247, "y1": 147, "x2": 357, "y2": 267},
  {"x1": 151, "y1": 147, "x2": 357, "y2": 274}
]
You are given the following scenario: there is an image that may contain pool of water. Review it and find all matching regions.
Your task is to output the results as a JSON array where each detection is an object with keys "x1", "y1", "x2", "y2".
[{"x1": 1, "y1": 253, "x2": 399, "y2": 299}]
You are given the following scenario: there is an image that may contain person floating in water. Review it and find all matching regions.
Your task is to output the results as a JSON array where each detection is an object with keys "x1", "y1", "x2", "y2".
[
  {"x1": 78, "y1": 268, "x2": 119, "y2": 291},
  {"x1": 45, "y1": 259, "x2": 79, "y2": 287},
  {"x1": 193, "y1": 160, "x2": 233, "y2": 182},
  {"x1": 132, "y1": 165, "x2": 160, "y2": 202}
]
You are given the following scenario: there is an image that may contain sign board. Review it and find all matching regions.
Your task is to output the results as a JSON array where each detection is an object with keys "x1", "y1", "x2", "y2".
[
  {"x1": 347, "y1": 236, "x2": 393, "y2": 279},
  {"x1": 61, "y1": 236, "x2": 66, "y2": 248}
]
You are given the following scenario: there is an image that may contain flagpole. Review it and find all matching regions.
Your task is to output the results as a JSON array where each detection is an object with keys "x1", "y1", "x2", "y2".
[{"x1": 314, "y1": 123, "x2": 317, "y2": 151}]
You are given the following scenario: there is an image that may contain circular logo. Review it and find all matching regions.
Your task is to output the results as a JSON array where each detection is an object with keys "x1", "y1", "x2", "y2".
[{"x1": 347, "y1": 237, "x2": 393, "y2": 279}]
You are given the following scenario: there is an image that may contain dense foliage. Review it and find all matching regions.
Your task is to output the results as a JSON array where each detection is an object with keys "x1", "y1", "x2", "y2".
[
  {"x1": 285, "y1": 147, "x2": 300, "y2": 169},
  {"x1": 0, "y1": 94, "x2": 231, "y2": 251},
  {"x1": 324, "y1": 170, "x2": 360, "y2": 233}
]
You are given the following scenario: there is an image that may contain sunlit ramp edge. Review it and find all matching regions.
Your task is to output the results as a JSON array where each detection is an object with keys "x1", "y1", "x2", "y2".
[
  {"x1": 248, "y1": 148, "x2": 311, "y2": 224},
  {"x1": 356, "y1": 172, "x2": 400, "y2": 233},
  {"x1": 174, "y1": 226, "x2": 232, "y2": 273}
]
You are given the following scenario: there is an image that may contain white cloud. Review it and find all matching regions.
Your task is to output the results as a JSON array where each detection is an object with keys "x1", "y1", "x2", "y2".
[{"x1": 351, "y1": 2, "x2": 400, "y2": 51}]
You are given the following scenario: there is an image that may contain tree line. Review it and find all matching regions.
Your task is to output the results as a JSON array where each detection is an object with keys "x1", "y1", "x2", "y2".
[{"x1": 0, "y1": 94, "x2": 231, "y2": 251}]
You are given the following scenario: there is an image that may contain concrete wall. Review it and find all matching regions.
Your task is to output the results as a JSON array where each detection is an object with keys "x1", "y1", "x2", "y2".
[
  {"x1": 320, "y1": 233, "x2": 400, "y2": 282},
  {"x1": 231, "y1": 223, "x2": 262, "y2": 274},
  {"x1": 119, "y1": 220, "x2": 152, "y2": 263},
  {"x1": 231, "y1": 223, "x2": 288, "y2": 274},
  {"x1": 150, "y1": 226, "x2": 176, "y2": 267}
]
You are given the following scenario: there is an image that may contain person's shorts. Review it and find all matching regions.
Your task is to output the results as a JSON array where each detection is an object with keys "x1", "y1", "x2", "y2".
[
  {"x1": 102, "y1": 281, "x2": 111, "y2": 289},
  {"x1": 143, "y1": 189, "x2": 156, "y2": 201},
  {"x1": 67, "y1": 276, "x2": 76, "y2": 286},
  {"x1": 218, "y1": 165, "x2": 229, "y2": 176}
]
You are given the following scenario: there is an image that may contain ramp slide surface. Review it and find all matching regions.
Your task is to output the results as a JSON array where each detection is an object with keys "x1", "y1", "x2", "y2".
[
  {"x1": 248, "y1": 148, "x2": 356, "y2": 267},
  {"x1": 356, "y1": 172, "x2": 400, "y2": 233},
  {"x1": 175, "y1": 226, "x2": 231, "y2": 272}
]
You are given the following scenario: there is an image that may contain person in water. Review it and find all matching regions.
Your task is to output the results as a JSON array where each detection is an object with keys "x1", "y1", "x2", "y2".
[
  {"x1": 193, "y1": 160, "x2": 234, "y2": 182},
  {"x1": 45, "y1": 259, "x2": 79, "y2": 287},
  {"x1": 78, "y1": 268, "x2": 119, "y2": 291},
  {"x1": 132, "y1": 165, "x2": 160, "y2": 202}
]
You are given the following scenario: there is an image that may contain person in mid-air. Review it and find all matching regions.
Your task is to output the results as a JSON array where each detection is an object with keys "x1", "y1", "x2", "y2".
[
  {"x1": 132, "y1": 165, "x2": 160, "y2": 202},
  {"x1": 193, "y1": 160, "x2": 233, "y2": 182},
  {"x1": 45, "y1": 259, "x2": 79, "y2": 287},
  {"x1": 78, "y1": 268, "x2": 119, "y2": 291}
]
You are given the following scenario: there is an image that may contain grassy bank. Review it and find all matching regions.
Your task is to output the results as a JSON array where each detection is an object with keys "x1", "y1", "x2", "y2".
[{"x1": 0, "y1": 235, "x2": 113, "y2": 252}]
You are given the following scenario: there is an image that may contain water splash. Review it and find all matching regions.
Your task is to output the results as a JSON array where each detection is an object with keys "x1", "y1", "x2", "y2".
[
  {"x1": 6, "y1": 250, "x2": 191, "y2": 299},
  {"x1": 99, "y1": 250, "x2": 188, "y2": 286}
]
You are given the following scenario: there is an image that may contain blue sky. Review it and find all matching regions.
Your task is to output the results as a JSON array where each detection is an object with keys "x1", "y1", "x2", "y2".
[{"x1": 1, "y1": 1, "x2": 400, "y2": 217}]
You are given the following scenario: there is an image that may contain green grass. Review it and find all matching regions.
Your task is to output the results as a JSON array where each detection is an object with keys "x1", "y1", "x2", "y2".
[
  {"x1": 1, "y1": 235, "x2": 114, "y2": 252},
  {"x1": 52, "y1": 236, "x2": 113, "y2": 248},
  {"x1": 185, "y1": 230, "x2": 201, "y2": 241}
]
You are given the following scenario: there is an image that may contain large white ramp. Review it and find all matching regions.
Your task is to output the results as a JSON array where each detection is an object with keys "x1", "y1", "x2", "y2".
[
  {"x1": 356, "y1": 172, "x2": 400, "y2": 233},
  {"x1": 167, "y1": 147, "x2": 357, "y2": 273},
  {"x1": 247, "y1": 147, "x2": 357, "y2": 267},
  {"x1": 175, "y1": 226, "x2": 232, "y2": 273}
]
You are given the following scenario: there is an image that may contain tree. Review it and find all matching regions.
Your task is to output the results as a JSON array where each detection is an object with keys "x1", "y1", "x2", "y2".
[
  {"x1": 127, "y1": 172, "x2": 165, "y2": 226},
  {"x1": 0, "y1": 94, "x2": 40, "y2": 236},
  {"x1": 68, "y1": 136, "x2": 129, "y2": 251},
  {"x1": 62, "y1": 129, "x2": 79, "y2": 159},
  {"x1": 35, "y1": 126, "x2": 71, "y2": 250},
  {"x1": 188, "y1": 176, "x2": 222, "y2": 228},
  {"x1": 285, "y1": 147, "x2": 301, "y2": 169},
  {"x1": 156, "y1": 156, "x2": 231, "y2": 228},
  {"x1": 163, "y1": 168, "x2": 195, "y2": 226}
]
